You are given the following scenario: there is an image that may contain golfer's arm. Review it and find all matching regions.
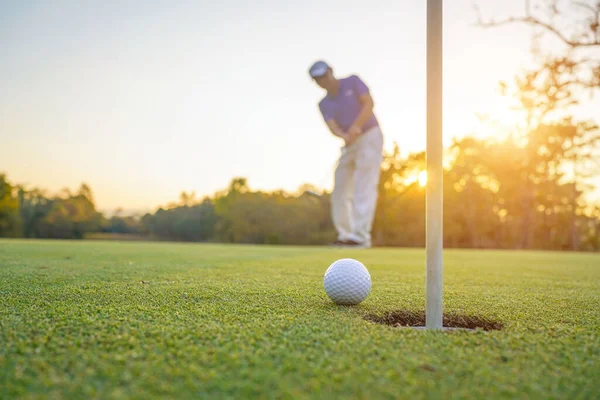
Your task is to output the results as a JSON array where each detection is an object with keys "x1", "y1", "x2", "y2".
[
  {"x1": 325, "y1": 119, "x2": 346, "y2": 139},
  {"x1": 350, "y1": 93, "x2": 374, "y2": 130}
]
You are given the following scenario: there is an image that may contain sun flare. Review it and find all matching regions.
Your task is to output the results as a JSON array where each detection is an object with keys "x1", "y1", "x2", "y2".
[{"x1": 418, "y1": 170, "x2": 428, "y2": 187}]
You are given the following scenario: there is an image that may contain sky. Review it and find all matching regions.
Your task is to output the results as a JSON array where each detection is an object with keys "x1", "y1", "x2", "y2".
[{"x1": 1, "y1": 0, "x2": 598, "y2": 213}]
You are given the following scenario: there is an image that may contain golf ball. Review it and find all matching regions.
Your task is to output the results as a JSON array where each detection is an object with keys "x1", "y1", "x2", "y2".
[{"x1": 323, "y1": 258, "x2": 371, "y2": 305}]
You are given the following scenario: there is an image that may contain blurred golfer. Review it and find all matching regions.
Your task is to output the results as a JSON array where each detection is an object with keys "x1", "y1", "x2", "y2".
[{"x1": 309, "y1": 60, "x2": 383, "y2": 248}]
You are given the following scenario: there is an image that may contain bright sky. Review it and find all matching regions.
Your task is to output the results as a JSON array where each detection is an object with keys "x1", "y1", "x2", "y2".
[{"x1": 1, "y1": 0, "x2": 598, "y2": 213}]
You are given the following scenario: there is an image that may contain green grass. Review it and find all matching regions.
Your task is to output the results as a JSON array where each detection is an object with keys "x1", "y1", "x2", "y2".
[{"x1": 1, "y1": 239, "x2": 599, "y2": 399}]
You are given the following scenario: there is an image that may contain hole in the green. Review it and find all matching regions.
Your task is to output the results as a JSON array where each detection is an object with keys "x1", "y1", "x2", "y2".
[{"x1": 364, "y1": 310, "x2": 503, "y2": 331}]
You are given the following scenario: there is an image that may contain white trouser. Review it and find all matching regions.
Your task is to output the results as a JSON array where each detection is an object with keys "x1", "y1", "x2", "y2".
[{"x1": 332, "y1": 126, "x2": 383, "y2": 245}]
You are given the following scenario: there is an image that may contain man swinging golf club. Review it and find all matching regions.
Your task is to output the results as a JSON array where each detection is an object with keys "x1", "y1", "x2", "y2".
[{"x1": 309, "y1": 60, "x2": 384, "y2": 248}]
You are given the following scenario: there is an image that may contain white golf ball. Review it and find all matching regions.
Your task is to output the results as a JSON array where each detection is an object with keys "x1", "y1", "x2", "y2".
[{"x1": 323, "y1": 258, "x2": 371, "y2": 305}]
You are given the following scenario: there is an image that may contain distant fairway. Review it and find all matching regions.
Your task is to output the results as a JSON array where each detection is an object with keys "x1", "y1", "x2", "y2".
[{"x1": 1, "y1": 240, "x2": 599, "y2": 399}]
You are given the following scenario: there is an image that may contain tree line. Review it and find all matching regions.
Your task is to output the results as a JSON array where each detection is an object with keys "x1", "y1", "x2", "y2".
[{"x1": 1, "y1": 118, "x2": 599, "y2": 250}]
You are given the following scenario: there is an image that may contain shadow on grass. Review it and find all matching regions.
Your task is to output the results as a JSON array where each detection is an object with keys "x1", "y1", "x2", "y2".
[{"x1": 363, "y1": 310, "x2": 504, "y2": 331}]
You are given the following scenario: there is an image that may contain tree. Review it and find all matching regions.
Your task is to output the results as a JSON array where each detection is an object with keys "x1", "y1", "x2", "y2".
[
  {"x1": 18, "y1": 187, "x2": 52, "y2": 238},
  {"x1": 142, "y1": 199, "x2": 218, "y2": 242},
  {"x1": 31, "y1": 183, "x2": 102, "y2": 239},
  {"x1": 475, "y1": 0, "x2": 600, "y2": 92},
  {"x1": 372, "y1": 145, "x2": 427, "y2": 247},
  {"x1": 475, "y1": 1, "x2": 600, "y2": 249},
  {"x1": 444, "y1": 138, "x2": 503, "y2": 248},
  {"x1": 0, "y1": 174, "x2": 21, "y2": 237}
]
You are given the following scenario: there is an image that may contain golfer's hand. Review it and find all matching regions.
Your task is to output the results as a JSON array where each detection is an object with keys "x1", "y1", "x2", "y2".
[
  {"x1": 343, "y1": 132, "x2": 356, "y2": 147},
  {"x1": 348, "y1": 125, "x2": 362, "y2": 139}
]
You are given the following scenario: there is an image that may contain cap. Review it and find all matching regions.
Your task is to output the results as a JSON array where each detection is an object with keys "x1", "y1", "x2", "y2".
[{"x1": 308, "y1": 60, "x2": 330, "y2": 78}]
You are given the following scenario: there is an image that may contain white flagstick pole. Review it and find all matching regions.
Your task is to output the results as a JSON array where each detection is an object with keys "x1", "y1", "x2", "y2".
[{"x1": 426, "y1": 0, "x2": 443, "y2": 330}]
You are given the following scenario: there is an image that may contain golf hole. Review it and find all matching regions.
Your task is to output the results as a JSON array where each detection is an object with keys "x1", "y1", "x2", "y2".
[{"x1": 364, "y1": 310, "x2": 503, "y2": 331}]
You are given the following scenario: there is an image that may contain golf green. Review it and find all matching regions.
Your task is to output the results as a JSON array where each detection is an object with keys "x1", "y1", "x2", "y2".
[{"x1": 1, "y1": 240, "x2": 598, "y2": 399}]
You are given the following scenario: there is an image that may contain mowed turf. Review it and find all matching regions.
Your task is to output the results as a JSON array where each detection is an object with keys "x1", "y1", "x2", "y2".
[{"x1": 1, "y1": 240, "x2": 599, "y2": 399}]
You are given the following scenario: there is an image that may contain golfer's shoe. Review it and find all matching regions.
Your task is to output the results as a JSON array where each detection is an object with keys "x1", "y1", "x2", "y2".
[
  {"x1": 330, "y1": 239, "x2": 371, "y2": 248},
  {"x1": 330, "y1": 239, "x2": 348, "y2": 246},
  {"x1": 342, "y1": 239, "x2": 371, "y2": 248}
]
